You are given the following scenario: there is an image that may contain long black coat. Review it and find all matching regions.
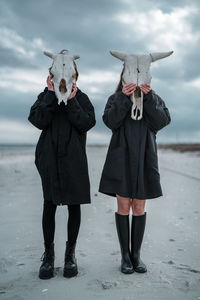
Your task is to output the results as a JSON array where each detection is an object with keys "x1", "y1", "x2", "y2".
[
  {"x1": 98, "y1": 89, "x2": 171, "y2": 200},
  {"x1": 28, "y1": 87, "x2": 96, "y2": 206}
]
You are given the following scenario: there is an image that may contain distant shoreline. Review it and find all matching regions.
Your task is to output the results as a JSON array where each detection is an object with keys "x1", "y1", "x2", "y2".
[
  {"x1": 157, "y1": 144, "x2": 200, "y2": 152},
  {"x1": 0, "y1": 143, "x2": 200, "y2": 152}
]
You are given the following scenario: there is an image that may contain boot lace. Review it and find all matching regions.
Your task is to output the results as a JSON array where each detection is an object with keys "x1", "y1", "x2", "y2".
[{"x1": 40, "y1": 250, "x2": 53, "y2": 263}]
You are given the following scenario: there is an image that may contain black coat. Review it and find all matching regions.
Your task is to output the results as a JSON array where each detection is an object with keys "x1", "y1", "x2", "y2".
[
  {"x1": 98, "y1": 89, "x2": 171, "y2": 200},
  {"x1": 28, "y1": 87, "x2": 96, "y2": 206}
]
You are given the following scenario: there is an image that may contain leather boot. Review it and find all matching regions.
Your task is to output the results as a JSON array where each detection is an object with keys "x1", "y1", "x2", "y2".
[
  {"x1": 115, "y1": 212, "x2": 134, "y2": 274},
  {"x1": 39, "y1": 242, "x2": 55, "y2": 279},
  {"x1": 131, "y1": 212, "x2": 147, "y2": 273},
  {"x1": 63, "y1": 241, "x2": 78, "y2": 278}
]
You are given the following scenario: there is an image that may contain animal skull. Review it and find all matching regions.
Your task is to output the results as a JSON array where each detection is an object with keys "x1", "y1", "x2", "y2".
[
  {"x1": 44, "y1": 49, "x2": 80, "y2": 105},
  {"x1": 110, "y1": 50, "x2": 174, "y2": 120}
]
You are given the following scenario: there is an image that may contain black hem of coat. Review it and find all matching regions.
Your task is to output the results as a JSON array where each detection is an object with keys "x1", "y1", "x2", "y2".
[{"x1": 98, "y1": 188, "x2": 163, "y2": 200}]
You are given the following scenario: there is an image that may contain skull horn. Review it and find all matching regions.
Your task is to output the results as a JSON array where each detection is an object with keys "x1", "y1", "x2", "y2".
[
  {"x1": 110, "y1": 50, "x2": 127, "y2": 61},
  {"x1": 43, "y1": 51, "x2": 55, "y2": 59},
  {"x1": 59, "y1": 49, "x2": 69, "y2": 54},
  {"x1": 150, "y1": 51, "x2": 174, "y2": 62},
  {"x1": 73, "y1": 55, "x2": 80, "y2": 60}
]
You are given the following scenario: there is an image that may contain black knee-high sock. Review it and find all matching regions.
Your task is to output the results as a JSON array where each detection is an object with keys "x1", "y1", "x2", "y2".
[
  {"x1": 42, "y1": 201, "x2": 57, "y2": 248},
  {"x1": 67, "y1": 204, "x2": 81, "y2": 245}
]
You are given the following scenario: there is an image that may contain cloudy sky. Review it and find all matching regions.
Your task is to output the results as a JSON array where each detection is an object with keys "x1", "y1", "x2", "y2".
[{"x1": 0, "y1": 0, "x2": 199, "y2": 145}]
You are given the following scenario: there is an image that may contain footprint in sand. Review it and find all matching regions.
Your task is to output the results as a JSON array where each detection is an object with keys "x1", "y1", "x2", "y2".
[
  {"x1": 110, "y1": 250, "x2": 120, "y2": 256},
  {"x1": 87, "y1": 279, "x2": 119, "y2": 291},
  {"x1": 162, "y1": 261, "x2": 200, "y2": 274},
  {"x1": 78, "y1": 251, "x2": 87, "y2": 257}
]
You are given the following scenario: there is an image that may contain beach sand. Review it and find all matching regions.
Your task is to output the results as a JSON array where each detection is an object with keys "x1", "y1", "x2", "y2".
[{"x1": 0, "y1": 145, "x2": 200, "y2": 300}]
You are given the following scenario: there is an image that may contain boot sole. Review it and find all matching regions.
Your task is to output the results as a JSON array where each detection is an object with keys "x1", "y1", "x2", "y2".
[
  {"x1": 121, "y1": 268, "x2": 134, "y2": 274},
  {"x1": 39, "y1": 270, "x2": 54, "y2": 279},
  {"x1": 63, "y1": 267, "x2": 78, "y2": 278},
  {"x1": 133, "y1": 267, "x2": 147, "y2": 273}
]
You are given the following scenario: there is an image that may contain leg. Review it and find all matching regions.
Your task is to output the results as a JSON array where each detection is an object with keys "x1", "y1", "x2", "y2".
[
  {"x1": 131, "y1": 198, "x2": 146, "y2": 216},
  {"x1": 67, "y1": 204, "x2": 81, "y2": 245},
  {"x1": 39, "y1": 200, "x2": 57, "y2": 279},
  {"x1": 63, "y1": 204, "x2": 81, "y2": 278},
  {"x1": 130, "y1": 198, "x2": 147, "y2": 273},
  {"x1": 117, "y1": 194, "x2": 131, "y2": 215},
  {"x1": 115, "y1": 194, "x2": 134, "y2": 274},
  {"x1": 42, "y1": 200, "x2": 57, "y2": 248}
]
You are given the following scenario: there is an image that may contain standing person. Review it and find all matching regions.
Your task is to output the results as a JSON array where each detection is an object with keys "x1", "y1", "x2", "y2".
[
  {"x1": 99, "y1": 75, "x2": 171, "y2": 274},
  {"x1": 28, "y1": 68, "x2": 96, "y2": 279}
]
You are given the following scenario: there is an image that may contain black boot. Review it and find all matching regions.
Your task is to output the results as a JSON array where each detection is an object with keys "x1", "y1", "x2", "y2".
[
  {"x1": 131, "y1": 212, "x2": 147, "y2": 273},
  {"x1": 115, "y1": 212, "x2": 134, "y2": 274},
  {"x1": 39, "y1": 242, "x2": 55, "y2": 279},
  {"x1": 63, "y1": 241, "x2": 78, "y2": 278}
]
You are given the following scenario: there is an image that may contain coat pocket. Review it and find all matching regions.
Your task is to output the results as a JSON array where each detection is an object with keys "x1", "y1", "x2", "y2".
[{"x1": 103, "y1": 146, "x2": 123, "y2": 181}]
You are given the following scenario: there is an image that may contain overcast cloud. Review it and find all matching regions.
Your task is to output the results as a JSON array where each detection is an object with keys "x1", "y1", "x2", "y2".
[{"x1": 0, "y1": 0, "x2": 200, "y2": 144}]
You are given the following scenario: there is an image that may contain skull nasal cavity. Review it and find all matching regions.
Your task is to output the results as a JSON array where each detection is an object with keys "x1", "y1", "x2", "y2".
[
  {"x1": 134, "y1": 86, "x2": 141, "y2": 98},
  {"x1": 59, "y1": 79, "x2": 67, "y2": 93}
]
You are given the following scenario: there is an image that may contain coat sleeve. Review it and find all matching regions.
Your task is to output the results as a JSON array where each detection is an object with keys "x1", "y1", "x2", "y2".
[
  {"x1": 143, "y1": 89, "x2": 171, "y2": 134},
  {"x1": 65, "y1": 92, "x2": 96, "y2": 133},
  {"x1": 102, "y1": 91, "x2": 132, "y2": 130},
  {"x1": 28, "y1": 88, "x2": 58, "y2": 130}
]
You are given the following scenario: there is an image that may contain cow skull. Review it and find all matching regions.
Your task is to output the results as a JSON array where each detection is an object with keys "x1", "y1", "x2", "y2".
[
  {"x1": 110, "y1": 50, "x2": 173, "y2": 120},
  {"x1": 44, "y1": 49, "x2": 80, "y2": 105}
]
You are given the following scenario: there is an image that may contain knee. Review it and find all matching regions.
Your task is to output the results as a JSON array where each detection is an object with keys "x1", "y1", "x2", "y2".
[
  {"x1": 132, "y1": 200, "x2": 145, "y2": 216},
  {"x1": 117, "y1": 204, "x2": 131, "y2": 215}
]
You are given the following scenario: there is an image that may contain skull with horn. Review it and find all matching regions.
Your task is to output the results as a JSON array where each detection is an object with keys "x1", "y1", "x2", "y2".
[
  {"x1": 44, "y1": 49, "x2": 80, "y2": 105},
  {"x1": 110, "y1": 50, "x2": 174, "y2": 120}
]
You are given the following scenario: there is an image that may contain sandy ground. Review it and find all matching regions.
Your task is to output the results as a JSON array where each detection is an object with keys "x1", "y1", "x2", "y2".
[{"x1": 0, "y1": 145, "x2": 200, "y2": 300}]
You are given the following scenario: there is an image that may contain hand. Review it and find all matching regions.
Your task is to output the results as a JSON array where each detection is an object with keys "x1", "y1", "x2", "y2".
[
  {"x1": 122, "y1": 83, "x2": 137, "y2": 96},
  {"x1": 47, "y1": 74, "x2": 54, "y2": 91},
  {"x1": 67, "y1": 83, "x2": 77, "y2": 100},
  {"x1": 140, "y1": 84, "x2": 151, "y2": 94}
]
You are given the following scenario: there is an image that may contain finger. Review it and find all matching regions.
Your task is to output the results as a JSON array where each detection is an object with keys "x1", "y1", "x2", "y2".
[
  {"x1": 126, "y1": 87, "x2": 136, "y2": 93},
  {"x1": 125, "y1": 84, "x2": 135, "y2": 90},
  {"x1": 47, "y1": 76, "x2": 52, "y2": 83},
  {"x1": 142, "y1": 89, "x2": 149, "y2": 94},
  {"x1": 125, "y1": 83, "x2": 137, "y2": 88},
  {"x1": 127, "y1": 88, "x2": 135, "y2": 94},
  {"x1": 141, "y1": 84, "x2": 150, "y2": 89},
  {"x1": 141, "y1": 87, "x2": 148, "y2": 92},
  {"x1": 124, "y1": 84, "x2": 135, "y2": 89},
  {"x1": 142, "y1": 85, "x2": 149, "y2": 90}
]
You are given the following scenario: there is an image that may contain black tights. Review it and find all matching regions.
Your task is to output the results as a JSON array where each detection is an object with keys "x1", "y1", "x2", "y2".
[{"x1": 42, "y1": 201, "x2": 81, "y2": 248}]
